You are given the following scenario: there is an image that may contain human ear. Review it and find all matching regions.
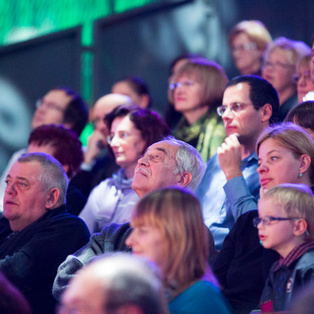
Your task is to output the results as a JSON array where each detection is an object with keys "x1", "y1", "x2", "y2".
[
  {"x1": 293, "y1": 218, "x2": 308, "y2": 237},
  {"x1": 45, "y1": 188, "x2": 61, "y2": 209},
  {"x1": 260, "y1": 103, "x2": 272, "y2": 123},
  {"x1": 298, "y1": 154, "x2": 311, "y2": 175},
  {"x1": 178, "y1": 172, "x2": 192, "y2": 187}
]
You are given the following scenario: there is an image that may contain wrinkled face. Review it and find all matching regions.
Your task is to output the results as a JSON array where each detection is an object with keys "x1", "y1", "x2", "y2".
[
  {"x1": 296, "y1": 63, "x2": 314, "y2": 102},
  {"x1": 131, "y1": 142, "x2": 181, "y2": 197},
  {"x1": 257, "y1": 198, "x2": 298, "y2": 257},
  {"x1": 125, "y1": 222, "x2": 166, "y2": 272},
  {"x1": 221, "y1": 83, "x2": 265, "y2": 142},
  {"x1": 311, "y1": 43, "x2": 314, "y2": 84},
  {"x1": 231, "y1": 32, "x2": 263, "y2": 75},
  {"x1": 257, "y1": 138, "x2": 302, "y2": 191},
  {"x1": 32, "y1": 90, "x2": 71, "y2": 129},
  {"x1": 262, "y1": 49, "x2": 296, "y2": 96},
  {"x1": 3, "y1": 161, "x2": 48, "y2": 231},
  {"x1": 60, "y1": 271, "x2": 106, "y2": 314},
  {"x1": 173, "y1": 74, "x2": 204, "y2": 114},
  {"x1": 109, "y1": 116, "x2": 146, "y2": 174}
]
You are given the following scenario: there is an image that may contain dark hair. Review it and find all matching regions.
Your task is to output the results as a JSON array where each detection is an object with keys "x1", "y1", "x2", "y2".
[
  {"x1": 54, "y1": 87, "x2": 89, "y2": 136},
  {"x1": 285, "y1": 101, "x2": 314, "y2": 131},
  {"x1": 105, "y1": 105, "x2": 171, "y2": 155},
  {"x1": 28, "y1": 124, "x2": 83, "y2": 178},
  {"x1": 226, "y1": 75, "x2": 279, "y2": 124},
  {"x1": 114, "y1": 76, "x2": 151, "y2": 107}
]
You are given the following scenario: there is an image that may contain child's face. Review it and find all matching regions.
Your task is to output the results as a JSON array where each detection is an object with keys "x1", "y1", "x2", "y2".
[{"x1": 257, "y1": 198, "x2": 300, "y2": 258}]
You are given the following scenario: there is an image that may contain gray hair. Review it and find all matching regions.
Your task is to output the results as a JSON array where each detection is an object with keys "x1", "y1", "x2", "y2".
[
  {"x1": 18, "y1": 152, "x2": 68, "y2": 205},
  {"x1": 162, "y1": 136, "x2": 206, "y2": 191},
  {"x1": 85, "y1": 253, "x2": 167, "y2": 314}
]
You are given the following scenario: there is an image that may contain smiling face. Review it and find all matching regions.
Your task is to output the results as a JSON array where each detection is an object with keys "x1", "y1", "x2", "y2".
[
  {"x1": 257, "y1": 197, "x2": 300, "y2": 257},
  {"x1": 3, "y1": 161, "x2": 49, "y2": 231},
  {"x1": 125, "y1": 222, "x2": 166, "y2": 272},
  {"x1": 109, "y1": 115, "x2": 146, "y2": 178},
  {"x1": 221, "y1": 83, "x2": 266, "y2": 144},
  {"x1": 131, "y1": 142, "x2": 181, "y2": 198},
  {"x1": 31, "y1": 89, "x2": 72, "y2": 129},
  {"x1": 257, "y1": 138, "x2": 303, "y2": 190},
  {"x1": 231, "y1": 32, "x2": 263, "y2": 75}
]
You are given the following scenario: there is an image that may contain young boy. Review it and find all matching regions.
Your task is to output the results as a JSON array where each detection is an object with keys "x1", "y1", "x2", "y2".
[{"x1": 253, "y1": 183, "x2": 314, "y2": 312}]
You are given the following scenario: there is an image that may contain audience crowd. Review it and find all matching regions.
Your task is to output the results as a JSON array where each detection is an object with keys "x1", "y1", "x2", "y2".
[{"x1": 1, "y1": 18, "x2": 314, "y2": 314}]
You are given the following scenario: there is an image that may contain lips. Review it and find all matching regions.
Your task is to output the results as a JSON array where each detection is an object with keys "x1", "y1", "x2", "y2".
[
  {"x1": 4, "y1": 198, "x2": 18, "y2": 206},
  {"x1": 260, "y1": 178, "x2": 272, "y2": 187},
  {"x1": 135, "y1": 167, "x2": 150, "y2": 177}
]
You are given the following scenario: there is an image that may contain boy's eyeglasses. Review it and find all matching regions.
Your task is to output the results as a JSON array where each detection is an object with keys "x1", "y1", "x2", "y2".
[{"x1": 253, "y1": 216, "x2": 299, "y2": 228}]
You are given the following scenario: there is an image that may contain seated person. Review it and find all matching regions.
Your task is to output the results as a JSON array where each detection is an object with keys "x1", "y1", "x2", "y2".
[
  {"x1": 79, "y1": 105, "x2": 170, "y2": 233},
  {"x1": 0, "y1": 153, "x2": 90, "y2": 314},
  {"x1": 0, "y1": 87, "x2": 89, "y2": 210},
  {"x1": 59, "y1": 253, "x2": 167, "y2": 314},
  {"x1": 71, "y1": 93, "x2": 133, "y2": 196},
  {"x1": 126, "y1": 187, "x2": 230, "y2": 313},
  {"x1": 257, "y1": 184, "x2": 314, "y2": 312},
  {"x1": 27, "y1": 124, "x2": 87, "y2": 215},
  {"x1": 285, "y1": 100, "x2": 314, "y2": 140},
  {"x1": 294, "y1": 54, "x2": 314, "y2": 103},
  {"x1": 52, "y1": 137, "x2": 208, "y2": 300},
  {"x1": 262, "y1": 37, "x2": 310, "y2": 121},
  {"x1": 170, "y1": 58, "x2": 228, "y2": 161},
  {"x1": 214, "y1": 123, "x2": 314, "y2": 313},
  {"x1": 111, "y1": 76, "x2": 151, "y2": 109},
  {"x1": 229, "y1": 20, "x2": 271, "y2": 76}
]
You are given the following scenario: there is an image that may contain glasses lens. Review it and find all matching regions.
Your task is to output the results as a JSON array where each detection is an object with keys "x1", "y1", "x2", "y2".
[
  {"x1": 253, "y1": 217, "x2": 261, "y2": 227},
  {"x1": 217, "y1": 106, "x2": 224, "y2": 116}
]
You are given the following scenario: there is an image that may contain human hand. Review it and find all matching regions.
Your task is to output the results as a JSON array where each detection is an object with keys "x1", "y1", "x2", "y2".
[
  {"x1": 84, "y1": 130, "x2": 107, "y2": 164},
  {"x1": 217, "y1": 134, "x2": 242, "y2": 181}
]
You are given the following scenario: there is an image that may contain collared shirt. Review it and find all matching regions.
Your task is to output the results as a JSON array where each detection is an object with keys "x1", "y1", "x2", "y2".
[{"x1": 196, "y1": 152, "x2": 260, "y2": 249}]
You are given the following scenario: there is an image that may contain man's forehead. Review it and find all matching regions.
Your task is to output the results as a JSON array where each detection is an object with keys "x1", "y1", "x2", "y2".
[
  {"x1": 8, "y1": 161, "x2": 41, "y2": 178},
  {"x1": 146, "y1": 142, "x2": 177, "y2": 156},
  {"x1": 223, "y1": 82, "x2": 251, "y2": 103}
]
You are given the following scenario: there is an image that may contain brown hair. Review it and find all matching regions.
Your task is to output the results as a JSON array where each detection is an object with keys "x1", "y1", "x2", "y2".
[{"x1": 130, "y1": 187, "x2": 210, "y2": 291}]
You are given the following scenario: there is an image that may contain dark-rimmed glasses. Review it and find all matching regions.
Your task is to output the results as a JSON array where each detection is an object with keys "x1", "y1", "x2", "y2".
[{"x1": 253, "y1": 216, "x2": 299, "y2": 228}]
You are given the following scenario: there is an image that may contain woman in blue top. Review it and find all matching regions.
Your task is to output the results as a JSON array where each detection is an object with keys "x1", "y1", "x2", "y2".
[{"x1": 126, "y1": 187, "x2": 231, "y2": 314}]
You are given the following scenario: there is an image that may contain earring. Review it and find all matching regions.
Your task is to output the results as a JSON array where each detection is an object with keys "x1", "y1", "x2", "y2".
[{"x1": 299, "y1": 173, "x2": 303, "y2": 178}]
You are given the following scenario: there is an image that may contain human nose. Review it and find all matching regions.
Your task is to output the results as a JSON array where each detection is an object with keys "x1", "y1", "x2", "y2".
[
  {"x1": 221, "y1": 106, "x2": 234, "y2": 120},
  {"x1": 257, "y1": 161, "x2": 268, "y2": 174},
  {"x1": 125, "y1": 230, "x2": 135, "y2": 248},
  {"x1": 138, "y1": 155, "x2": 149, "y2": 166},
  {"x1": 109, "y1": 134, "x2": 120, "y2": 147},
  {"x1": 5, "y1": 181, "x2": 16, "y2": 195}
]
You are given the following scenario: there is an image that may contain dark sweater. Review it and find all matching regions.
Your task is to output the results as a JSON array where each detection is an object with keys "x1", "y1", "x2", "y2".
[{"x1": 0, "y1": 205, "x2": 90, "y2": 314}]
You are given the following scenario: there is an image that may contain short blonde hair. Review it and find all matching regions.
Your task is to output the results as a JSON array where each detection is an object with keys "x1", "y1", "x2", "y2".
[
  {"x1": 264, "y1": 37, "x2": 311, "y2": 67},
  {"x1": 170, "y1": 58, "x2": 228, "y2": 111},
  {"x1": 256, "y1": 123, "x2": 314, "y2": 184},
  {"x1": 261, "y1": 184, "x2": 314, "y2": 239},
  {"x1": 130, "y1": 187, "x2": 209, "y2": 290},
  {"x1": 229, "y1": 20, "x2": 272, "y2": 51}
]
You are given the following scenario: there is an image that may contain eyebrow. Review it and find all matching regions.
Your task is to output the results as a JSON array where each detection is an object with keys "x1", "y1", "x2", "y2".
[{"x1": 6, "y1": 174, "x2": 30, "y2": 184}]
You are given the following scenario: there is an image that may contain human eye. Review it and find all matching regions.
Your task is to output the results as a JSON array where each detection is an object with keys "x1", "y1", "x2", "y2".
[
  {"x1": 269, "y1": 155, "x2": 279, "y2": 162},
  {"x1": 119, "y1": 131, "x2": 129, "y2": 140},
  {"x1": 232, "y1": 103, "x2": 242, "y2": 112},
  {"x1": 4, "y1": 179, "x2": 10, "y2": 185},
  {"x1": 18, "y1": 181, "x2": 28, "y2": 187}
]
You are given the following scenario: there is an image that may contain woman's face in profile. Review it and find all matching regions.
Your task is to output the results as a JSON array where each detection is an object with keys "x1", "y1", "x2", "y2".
[
  {"x1": 126, "y1": 222, "x2": 166, "y2": 272},
  {"x1": 257, "y1": 138, "x2": 303, "y2": 191}
]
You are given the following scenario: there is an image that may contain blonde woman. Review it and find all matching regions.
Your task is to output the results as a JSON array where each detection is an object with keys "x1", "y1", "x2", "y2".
[{"x1": 126, "y1": 187, "x2": 231, "y2": 314}]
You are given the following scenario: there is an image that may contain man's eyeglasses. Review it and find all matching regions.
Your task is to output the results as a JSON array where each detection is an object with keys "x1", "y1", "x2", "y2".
[
  {"x1": 231, "y1": 42, "x2": 257, "y2": 53},
  {"x1": 217, "y1": 102, "x2": 247, "y2": 116},
  {"x1": 169, "y1": 80, "x2": 194, "y2": 90},
  {"x1": 263, "y1": 61, "x2": 295, "y2": 71},
  {"x1": 36, "y1": 99, "x2": 65, "y2": 112},
  {"x1": 293, "y1": 71, "x2": 311, "y2": 83},
  {"x1": 253, "y1": 216, "x2": 299, "y2": 228}
]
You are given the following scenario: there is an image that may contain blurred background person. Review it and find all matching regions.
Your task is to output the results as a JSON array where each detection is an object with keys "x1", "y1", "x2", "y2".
[
  {"x1": 228, "y1": 20, "x2": 271, "y2": 76},
  {"x1": 60, "y1": 253, "x2": 168, "y2": 314},
  {"x1": 294, "y1": 54, "x2": 314, "y2": 103},
  {"x1": 285, "y1": 100, "x2": 314, "y2": 140},
  {"x1": 79, "y1": 105, "x2": 170, "y2": 234},
  {"x1": 71, "y1": 93, "x2": 133, "y2": 196},
  {"x1": 170, "y1": 58, "x2": 228, "y2": 161},
  {"x1": 262, "y1": 37, "x2": 311, "y2": 121},
  {"x1": 111, "y1": 76, "x2": 151, "y2": 109},
  {"x1": 126, "y1": 187, "x2": 231, "y2": 313}
]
